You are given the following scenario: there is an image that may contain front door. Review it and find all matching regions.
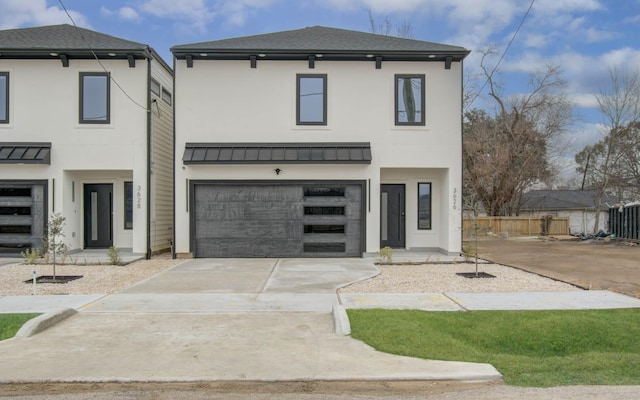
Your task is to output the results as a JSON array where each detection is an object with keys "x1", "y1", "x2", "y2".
[
  {"x1": 381, "y1": 184, "x2": 405, "y2": 248},
  {"x1": 84, "y1": 184, "x2": 113, "y2": 248}
]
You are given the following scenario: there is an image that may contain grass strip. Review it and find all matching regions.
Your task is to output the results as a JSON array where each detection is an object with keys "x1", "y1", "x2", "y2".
[
  {"x1": 347, "y1": 308, "x2": 640, "y2": 387},
  {"x1": 0, "y1": 313, "x2": 42, "y2": 341}
]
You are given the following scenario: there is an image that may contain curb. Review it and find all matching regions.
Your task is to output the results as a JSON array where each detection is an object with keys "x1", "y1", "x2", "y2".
[
  {"x1": 332, "y1": 305, "x2": 351, "y2": 335},
  {"x1": 16, "y1": 308, "x2": 77, "y2": 337}
]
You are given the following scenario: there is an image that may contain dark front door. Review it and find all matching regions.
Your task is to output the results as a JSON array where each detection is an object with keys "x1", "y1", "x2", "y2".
[
  {"x1": 84, "y1": 184, "x2": 113, "y2": 248},
  {"x1": 381, "y1": 184, "x2": 405, "y2": 248}
]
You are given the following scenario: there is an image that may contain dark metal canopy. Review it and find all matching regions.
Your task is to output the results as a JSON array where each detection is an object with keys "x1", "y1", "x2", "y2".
[
  {"x1": 0, "y1": 142, "x2": 51, "y2": 164},
  {"x1": 183, "y1": 142, "x2": 372, "y2": 165}
]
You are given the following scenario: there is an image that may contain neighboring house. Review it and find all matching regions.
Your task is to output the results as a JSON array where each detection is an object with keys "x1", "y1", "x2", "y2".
[
  {"x1": 171, "y1": 26, "x2": 469, "y2": 257},
  {"x1": 0, "y1": 24, "x2": 173, "y2": 256},
  {"x1": 520, "y1": 189, "x2": 618, "y2": 235}
]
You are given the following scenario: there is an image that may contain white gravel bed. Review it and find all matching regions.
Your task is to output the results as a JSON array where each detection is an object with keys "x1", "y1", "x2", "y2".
[
  {"x1": 339, "y1": 263, "x2": 580, "y2": 293},
  {"x1": 0, "y1": 257, "x2": 579, "y2": 296},
  {"x1": 0, "y1": 254, "x2": 182, "y2": 296}
]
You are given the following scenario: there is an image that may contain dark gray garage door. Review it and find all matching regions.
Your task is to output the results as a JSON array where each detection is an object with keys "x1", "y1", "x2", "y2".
[
  {"x1": 192, "y1": 182, "x2": 364, "y2": 257},
  {"x1": 0, "y1": 182, "x2": 47, "y2": 254}
]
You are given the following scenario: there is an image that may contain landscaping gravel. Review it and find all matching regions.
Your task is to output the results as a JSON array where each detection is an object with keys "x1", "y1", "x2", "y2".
[
  {"x1": 1, "y1": 256, "x2": 579, "y2": 296},
  {"x1": 339, "y1": 263, "x2": 580, "y2": 293},
  {"x1": 0, "y1": 254, "x2": 181, "y2": 296}
]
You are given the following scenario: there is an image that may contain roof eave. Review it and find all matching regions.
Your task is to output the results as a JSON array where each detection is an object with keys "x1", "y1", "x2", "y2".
[{"x1": 171, "y1": 48, "x2": 469, "y2": 62}]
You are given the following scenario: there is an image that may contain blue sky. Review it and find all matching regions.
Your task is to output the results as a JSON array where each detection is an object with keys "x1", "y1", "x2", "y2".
[{"x1": 1, "y1": 0, "x2": 639, "y2": 184}]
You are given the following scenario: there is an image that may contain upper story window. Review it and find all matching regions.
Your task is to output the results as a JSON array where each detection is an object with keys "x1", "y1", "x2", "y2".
[
  {"x1": 150, "y1": 78, "x2": 161, "y2": 96},
  {"x1": 297, "y1": 74, "x2": 327, "y2": 125},
  {"x1": 80, "y1": 72, "x2": 110, "y2": 124},
  {"x1": 395, "y1": 75, "x2": 425, "y2": 126},
  {"x1": 161, "y1": 87, "x2": 172, "y2": 106},
  {"x1": 0, "y1": 72, "x2": 8, "y2": 123}
]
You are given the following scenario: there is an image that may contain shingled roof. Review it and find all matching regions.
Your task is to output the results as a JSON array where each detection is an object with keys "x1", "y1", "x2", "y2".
[
  {"x1": 521, "y1": 190, "x2": 619, "y2": 211},
  {"x1": 171, "y1": 26, "x2": 469, "y2": 63},
  {"x1": 0, "y1": 23, "x2": 166, "y2": 67}
]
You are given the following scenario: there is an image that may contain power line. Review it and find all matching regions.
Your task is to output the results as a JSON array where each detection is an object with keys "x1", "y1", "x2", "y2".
[
  {"x1": 57, "y1": 0, "x2": 148, "y2": 112},
  {"x1": 465, "y1": 0, "x2": 536, "y2": 112}
]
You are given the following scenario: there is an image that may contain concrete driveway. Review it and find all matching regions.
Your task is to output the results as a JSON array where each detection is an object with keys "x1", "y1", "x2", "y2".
[{"x1": 0, "y1": 257, "x2": 502, "y2": 383}]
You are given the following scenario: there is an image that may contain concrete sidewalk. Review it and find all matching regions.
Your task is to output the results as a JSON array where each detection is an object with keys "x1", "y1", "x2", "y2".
[{"x1": 1, "y1": 257, "x2": 640, "y2": 384}]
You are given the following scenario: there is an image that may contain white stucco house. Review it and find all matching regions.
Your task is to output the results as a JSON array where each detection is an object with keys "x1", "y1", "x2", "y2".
[
  {"x1": 171, "y1": 26, "x2": 468, "y2": 257},
  {"x1": 0, "y1": 25, "x2": 173, "y2": 257}
]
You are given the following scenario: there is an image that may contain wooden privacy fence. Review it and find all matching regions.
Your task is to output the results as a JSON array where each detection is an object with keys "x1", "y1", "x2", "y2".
[{"x1": 463, "y1": 216, "x2": 570, "y2": 237}]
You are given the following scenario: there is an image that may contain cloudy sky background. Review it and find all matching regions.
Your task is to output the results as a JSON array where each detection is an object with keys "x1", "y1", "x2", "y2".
[{"x1": 2, "y1": 0, "x2": 639, "y2": 185}]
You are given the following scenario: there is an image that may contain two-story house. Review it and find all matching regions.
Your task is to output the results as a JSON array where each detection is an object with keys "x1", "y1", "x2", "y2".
[
  {"x1": 171, "y1": 26, "x2": 468, "y2": 258},
  {"x1": 0, "y1": 24, "x2": 173, "y2": 257}
]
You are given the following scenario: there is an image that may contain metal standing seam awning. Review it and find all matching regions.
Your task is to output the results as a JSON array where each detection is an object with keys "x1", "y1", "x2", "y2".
[
  {"x1": 182, "y1": 142, "x2": 372, "y2": 164},
  {"x1": 0, "y1": 142, "x2": 51, "y2": 164}
]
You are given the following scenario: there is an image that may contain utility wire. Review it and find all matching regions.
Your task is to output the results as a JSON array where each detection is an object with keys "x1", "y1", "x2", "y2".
[
  {"x1": 465, "y1": 0, "x2": 536, "y2": 112},
  {"x1": 57, "y1": 0, "x2": 149, "y2": 112}
]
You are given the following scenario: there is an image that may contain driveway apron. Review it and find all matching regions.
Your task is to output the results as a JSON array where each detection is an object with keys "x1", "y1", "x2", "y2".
[{"x1": 0, "y1": 257, "x2": 501, "y2": 382}]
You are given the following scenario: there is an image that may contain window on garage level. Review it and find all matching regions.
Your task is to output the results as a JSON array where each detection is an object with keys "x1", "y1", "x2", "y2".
[
  {"x1": 297, "y1": 74, "x2": 327, "y2": 125},
  {"x1": 395, "y1": 75, "x2": 425, "y2": 126},
  {"x1": 80, "y1": 72, "x2": 110, "y2": 124},
  {"x1": 0, "y1": 72, "x2": 8, "y2": 123},
  {"x1": 418, "y1": 182, "x2": 432, "y2": 230},
  {"x1": 124, "y1": 182, "x2": 133, "y2": 230}
]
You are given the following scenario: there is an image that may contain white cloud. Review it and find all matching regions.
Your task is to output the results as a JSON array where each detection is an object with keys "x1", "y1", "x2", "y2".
[
  {"x1": 524, "y1": 33, "x2": 550, "y2": 48},
  {"x1": 139, "y1": 0, "x2": 215, "y2": 33},
  {"x1": 100, "y1": 6, "x2": 141, "y2": 22},
  {"x1": 214, "y1": 0, "x2": 278, "y2": 27},
  {"x1": 584, "y1": 27, "x2": 619, "y2": 43},
  {"x1": 0, "y1": 0, "x2": 90, "y2": 29},
  {"x1": 118, "y1": 7, "x2": 141, "y2": 22},
  {"x1": 136, "y1": 0, "x2": 277, "y2": 34}
]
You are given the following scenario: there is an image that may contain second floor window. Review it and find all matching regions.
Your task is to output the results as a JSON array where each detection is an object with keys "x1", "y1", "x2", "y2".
[
  {"x1": 297, "y1": 74, "x2": 327, "y2": 125},
  {"x1": 395, "y1": 75, "x2": 425, "y2": 126},
  {"x1": 80, "y1": 72, "x2": 110, "y2": 124},
  {"x1": 0, "y1": 72, "x2": 8, "y2": 123}
]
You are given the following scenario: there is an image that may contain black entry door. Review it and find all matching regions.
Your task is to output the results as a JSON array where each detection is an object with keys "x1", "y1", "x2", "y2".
[
  {"x1": 84, "y1": 184, "x2": 113, "y2": 248},
  {"x1": 381, "y1": 184, "x2": 405, "y2": 248}
]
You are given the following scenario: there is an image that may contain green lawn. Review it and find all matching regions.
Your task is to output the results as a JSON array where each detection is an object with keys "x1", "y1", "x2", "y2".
[
  {"x1": 0, "y1": 313, "x2": 41, "y2": 341},
  {"x1": 347, "y1": 308, "x2": 640, "y2": 387}
]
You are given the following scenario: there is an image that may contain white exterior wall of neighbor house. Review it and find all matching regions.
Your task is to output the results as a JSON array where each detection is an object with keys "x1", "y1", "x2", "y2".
[
  {"x1": 519, "y1": 210, "x2": 609, "y2": 235},
  {"x1": 0, "y1": 58, "x2": 149, "y2": 253},
  {"x1": 174, "y1": 58, "x2": 463, "y2": 255}
]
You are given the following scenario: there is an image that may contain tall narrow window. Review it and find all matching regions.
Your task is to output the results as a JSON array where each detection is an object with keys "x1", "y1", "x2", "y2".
[
  {"x1": 395, "y1": 75, "x2": 425, "y2": 125},
  {"x1": 80, "y1": 72, "x2": 110, "y2": 124},
  {"x1": 0, "y1": 72, "x2": 8, "y2": 123},
  {"x1": 124, "y1": 181, "x2": 133, "y2": 230},
  {"x1": 418, "y1": 182, "x2": 431, "y2": 230},
  {"x1": 297, "y1": 74, "x2": 327, "y2": 125}
]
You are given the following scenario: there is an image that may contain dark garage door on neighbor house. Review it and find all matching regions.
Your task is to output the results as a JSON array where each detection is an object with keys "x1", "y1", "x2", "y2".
[
  {"x1": 191, "y1": 182, "x2": 365, "y2": 257},
  {"x1": 0, "y1": 182, "x2": 47, "y2": 254}
]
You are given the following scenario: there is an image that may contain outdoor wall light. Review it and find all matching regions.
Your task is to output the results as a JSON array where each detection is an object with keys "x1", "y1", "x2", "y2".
[{"x1": 274, "y1": 168, "x2": 282, "y2": 175}]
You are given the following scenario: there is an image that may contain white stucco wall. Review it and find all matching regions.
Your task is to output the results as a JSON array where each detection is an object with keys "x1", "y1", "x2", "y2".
[
  {"x1": 0, "y1": 58, "x2": 150, "y2": 253},
  {"x1": 174, "y1": 58, "x2": 463, "y2": 255}
]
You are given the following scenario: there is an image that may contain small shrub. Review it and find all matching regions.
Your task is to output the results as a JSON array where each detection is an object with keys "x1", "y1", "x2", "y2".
[
  {"x1": 379, "y1": 246, "x2": 393, "y2": 263},
  {"x1": 107, "y1": 246, "x2": 121, "y2": 265},
  {"x1": 21, "y1": 248, "x2": 41, "y2": 265}
]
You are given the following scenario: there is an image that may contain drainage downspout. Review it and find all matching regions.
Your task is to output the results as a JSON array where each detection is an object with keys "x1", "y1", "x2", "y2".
[{"x1": 145, "y1": 54, "x2": 152, "y2": 259}]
